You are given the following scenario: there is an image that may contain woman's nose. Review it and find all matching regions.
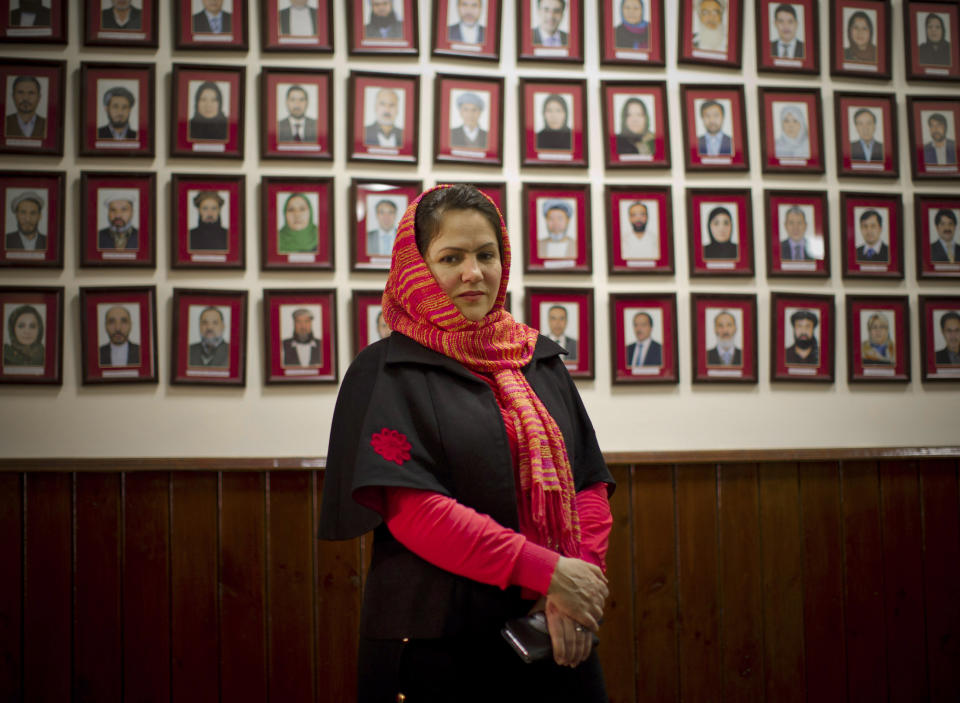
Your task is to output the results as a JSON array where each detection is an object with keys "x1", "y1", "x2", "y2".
[{"x1": 461, "y1": 257, "x2": 482, "y2": 281}]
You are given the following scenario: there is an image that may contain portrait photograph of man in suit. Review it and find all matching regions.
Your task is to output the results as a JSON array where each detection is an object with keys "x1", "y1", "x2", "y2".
[
  {"x1": 449, "y1": 90, "x2": 488, "y2": 150},
  {"x1": 364, "y1": 195, "x2": 403, "y2": 257},
  {"x1": 188, "y1": 305, "x2": 229, "y2": 368},
  {"x1": 280, "y1": 306, "x2": 322, "y2": 368},
  {"x1": 9, "y1": 0, "x2": 52, "y2": 27},
  {"x1": 97, "y1": 303, "x2": 140, "y2": 367},
  {"x1": 4, "y1": 190, "x2": 47, "y2": 252},
  {"x1": 769, "y1": 3, "x2": 804, "y2": 58},
  {"x1": 100, "y1": 0, "x2": 142, "y2": 30},
  {"x1": 706, "y1": 309, "x2": 742, "y2": 366},
  {"x1": 96, "y1": 84, "x2": 138, "y2": 142},
  {"x1": 930, "y1": 208, "x2": 960, "y2": 263},
  {"x1": 625, "y1": 309, "x2": 662, "y2": 369},
  {"x1": 934, "y1": 311, "x2": 960, "y2": 366},
  {"x1": 365, "y1": 0, "x2": 403, "y2": 39},
  {"x1": 853, "y1": 208, "x2": 889, "y2": 263},
  {"x1": 5, "y1": 74, "x2": 47, "y2": 141},
  {"x1": 922, "y1": 112, "x2": 958, "y2": 165},
  {"x1": 276, "y1": 83, "x2": 318, "y2": 144},
  {"x1": 848, "y1": 107, "x2": 884, "y2": 163},
  {"x1": 783, "y1": 309, "x2": 819, "y2": 366},
  {"x1": 536, "y1": 199, "x2": 577, "y2": 260},
  {"x1": 778, "y1": 205, "x2": 818, "y2": 262},
  {"x1": 363, "y1": 86, "x2": 404, "y2": 147},
  {"x1": 278, "y1": 0, "x2": 317, "y2": 37},
  {"x1": 542, "y1": 302, "x2": 578, "y2": 361},
  {"x1": 191, "y1": 0, "x2": 232, "y2": 35},
  {"x1": 96, "y1": 191, "x2": 139, "y2": 251},
  {"x1": 531, "y1": 0, "x2": 568, "y2": 47},
  {"x1": 696, "y1": 98, "x2": 732, "y2": 156},
  {"x1": 447, "y1": 0, "x2": 485, "y2": 44}
]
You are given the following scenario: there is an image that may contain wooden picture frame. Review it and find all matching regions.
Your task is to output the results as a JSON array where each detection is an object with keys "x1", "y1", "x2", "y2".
[
  {"x1": 170, "y1": 288, "x2": 248, "y2": 386},
  {"x1": 770, "y1": 291, "x2": 835, "y2": 383},
  {"x1": 0, "y1": 58, "x2": 65, "y2": 156},
  {"x1": 914, "y1": 193, "x2": 960, "y2": 278},
  {"x1": 261, "y1": 0, "x2": 333, "y2": 52},
  {"x1": 78, "y1": 62, "x2": 155, "y2": 158},
  {"x1": 846, "y1": 294, "x2": 910, "y2": 382},
  {"x1": 839, "y1": 191, "x2": 904, "y2": 280},
  {"x1": 0, "y1": 169, "x2": 64, "y2": 269},
  {"x1": 84, "y1": 0, "x2": 158, "y2": 47},
  {"x1": 686, "y1": 188, "x2": 755, "y2": 277},
  {"x1": 904, "y1": 2, "x2": 960, "y2": 81},
  {"x1": 755, "y1": 0, "x2": 819, "y2": 74},
  {"x1": 79, "y1": 285, "x2": 158, "y2": 384},
  {"x1": 174, "y1": 0, "x2": 248, "y2": 50},
  {"x1": 432, "y1": 0, "x2": 501, "y2": 61},
  {"x1": 522, "y1": 182, "x2": 592, "y2": 274},
  {"x1": 0, "y1": 0, "x2": 67, "y2": 43},
  {"x1": 600, "y1": 80, "x2": 671, "y2": 169},
  {"x1": 690, "y1": 292, "x2": 758, "y2": 383},
  {"x1": 170, "y1": 63, "x2": 245, "y2": 160},
  {"x1": 764, "y1": 189, "x2": 829, "y2": 278},
  {"x1": 352, "y1": 289, "x2": 391, "y2": 356},
  {"x1": 433, "y1": 73, "x2": 504, "y2": 166},
  {"x1": 518, "y1": 77, "x2": 588, "y2": 168},
  {"x1": 79, "y1": 171, "x2": 156, "y2": 268},
  {"x1": 350, "y1": 178, "x2": 423, "y2": 271},
  {"x1": 263, "y1": 288, "x2": 338, "y2": 384},
  {"x1": 525, "y1": 286, "x2": 594, "y2": 378},
  {"x1": 758, "y1": 86, "x2": 825, "y2": 174},
  {"x1": 170, "y1": 173, "x2": 246, "y2": 270},
  {"x1": 347, "y1": 70, "x2": 419, "y2": 164},
  {"x1": 598, "y1": 0, "x2": 666, "y2": 66},
  {"x1": 609, "y1": 292, "x2": 678, "y2": 384},
  {"x1": 0, "y1": 285, "x2": 63, "y2": 385},
  {"x1": 517, "y1": 0, "x2": 584, "y2": 63},
  {"x1": 834, "y1": 91, "x2": 899, "y2": 178},
  {"x1": 830, "y1": 0, "x2": 892, "y2": 80},
  {"x1": 348, "y1": 0, "x2": 419, "y2": 55},
  {"x1": 918, "y1": 295, "x2": 960, "y2": 381},
  {"x1": 678, "y1": 0, "x2": 744, "y2": 68},
  {"x1": 906, "y1": 95, "x2": 960, "y2": 180},
  {"x1": 260, "y1": 68, "x2": 333, "y2": 161},
  {"x1": 261, "y1": 176, "x2": 334, "y2": 271},
  {"x1": 605, "y1": 184, "x2": 674, "y2": 275},
  {"x1": 679, "y1": 83, "x2": 749, "y2": 172}
]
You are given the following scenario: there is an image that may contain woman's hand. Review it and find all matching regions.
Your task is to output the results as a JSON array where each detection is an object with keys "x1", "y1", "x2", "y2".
[
  {"x1": 545, "y1": 598, "x2": 595, "y2": 667},
  {"x1": 546, "y1": 556, "x2": 608, "y2": 632}
]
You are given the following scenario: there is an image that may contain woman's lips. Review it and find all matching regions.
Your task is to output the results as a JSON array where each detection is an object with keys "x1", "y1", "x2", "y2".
[{"x1": 458, "y1": 291, "x2": 485, "y2": 300}]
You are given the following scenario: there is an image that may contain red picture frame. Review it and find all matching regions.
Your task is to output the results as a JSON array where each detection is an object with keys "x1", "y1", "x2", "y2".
[
  {"x1": 79, "y1": 171, "x2": 156, "y2": 268},
  {"x1": 691, "y1": 293, "x2": 757, "y2": 383},
  {"x1": 914, "y1": 193, "x2": 960, "y2": 278},
  {"x1": 348, "y1": 0, "x2": 419, "y2": 55},
  {"x1": 0, "y1": 0, "x2": 67, "y2": 43},
  {"x1": 846, "y1": 294, "x2": 910, "y2": 382},
  {"x1": 433, "y1": 73, "x2": 504, "y2": 166},
  {"x1": 686, "y1": 188, "x2": 755, "y2": 277},
  {"x1": 830, "y1": 0, "x2": 892, "y2": 80},
  {"x1": 522, "y1": 183, "x2": 591, "y2": 274},
  {"x1": 432, "y1": 0, "x2": 501, "y2": 60},
  {"x1": 263, "y1": 288, "x2": 338, "y2": 384},
  {"x1": 918, "y1": 295, "x2": 960, "y2": 381},
  {"x1": 170, "y1": 173, "x2": 245, "y2": 270},
  {"x1": 834, "y1": 91, "x2": 898, "y2": 178},
  {"x1": 260, "y1": 68, "x2": 332, "y2": 161},
  {"x1": 0, "y1": 58, "x2": 65, "y2": 156},
  {"x1": 906, "y1": 96, "x2": 960, "y2": 180},
  {"x1": 758, "y1": 86, "x2": 825, "y2": 174},
  {"x1": 352, "y1": 289, "x2": 391, "y2": 356},
  {"x1": 78, "y1": 62, "x2": 155, "y2": 158},
  {"x1": 904, "y1": 2, "x2": 960, "y2": 81},
  {"x1": 609, "y1": 292, "x2": 678, "y2": 384},
  {"x1": 525, "y1": 287, "x2": 594, "y2": 378},
  {"x1": 755, "y1": 0, "x2": 819, "y2": 74},
  {"x1": 678, "y1": 0, "x2": 744, "y2": 68},
  {"x1": 79, "y1": 285, "x2": 158, "y2": 385},
  {"x1": 598, "y1": 0, "x2": 665, "y2": 66},
  {"x1": 517, "y1": 0, "x2": 584, "y2": 63},
  {"x1": 84, "y1": 0, "x2": 159, "y2": 47},
  {"x1": 0, "y1": 285, "x2": 63, "y2": 385},
  {"x1": 170, "y1": 64, "x2": 245, "y2": 159},
  {"x1": 600, "y1": 80, "x2": 671, "y2": 169},
  {"x1": 174, "y1": 0, "x2": 248, "y2": 50},
  {"x1": 605, "y1": 185, "x2": 674, "y2": 274},
  {"x1": 0, "y1": 170, "x2": 64, "y2": 269},
  {"x1": 679, "y1": 84, "x2": 749, "y2": 172},
  {"x1": 764, "y1": 189, "x2": 829, "y2": 278},
  {"x1": 171, "y1": 288, "x2": 248, "y2": 386},
  {"x1": 519, "y1": 77, "x2": 588, "y2": 167},
  {"x1": 347, "y1": 71, "x2": 419, "y2": 164},
  {"x1": 350, "y1": 178, "x2": 422, "y2": 271},
  {"x1": 839, "y1": 191, "x2": 903, "y2": 279},
  {"x1": 770, "y1": 292, "x2": 835, "y2": 383},
  {"x1": 260, "y1": 176, "x2": 333, "y2": 271},
  {"x1": 261, "y1": 0, "x2": 333, "y2": 52}
]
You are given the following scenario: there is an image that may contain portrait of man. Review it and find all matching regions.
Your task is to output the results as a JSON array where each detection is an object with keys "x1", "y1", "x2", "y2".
[
  {"x1": 545, "y1": 304, "x2": 577, "y2": 360},
  {"x1": 366, "y1": 198, "x2": 400, "y2": 256},
  {"x1": 277, "y1": 84, "x2": 317, "y2": 143},
  {"x1": 770, "y1": 3, "x2": 804, "y2": 58},
  {"x1": 5, "y1": 75, "x2": 46, "y2": 140},
  {"x1": 625, "y1": 311, "x2": 661, "y2": 367},
  {"x1": 450, "y1": 92, "x2": 487, "y2": 149},
  {"x1": 917, "y1": 12, "x2": 951, "y2": 67},
  {"x1": 101, "y1": 0, "x2": 142, "y2": 30},
  {"x1": 538, "y1": 199, "x2": 576, "y2": 259},
  {"x1": 193, "y1": 0, "x2": 232, "y2": 34},
  {"x1": 282, "y1": 307, "x2": 321, "y2": 367},
  {"x1": 189, "y1": 190, "x2": 228, "y2": 251},
  {"x1": 615, "y1": 0, "x2": 649, "y2": 50},
  {"x1": 97, "y1": 86, "x2": 137, "y2": 140},
  {"x1": 854, "y1": 209, "x2": 888, "y2": 262},
  {"x1": 364, "y1": 87, "x2": 403, "y2": 147},
  {"x1": 375, "y1": 309, "x2": 391, "y2": 339},
  {"x1": 188, "y1": 305, "x2": 229, "y2": 367},
  {"x1": 931, "y1": 209, "x2": 959, "y2": 263},
  {"x1": 697, "y1": 99, "x2": 732, "y2": 155},
  {"x1": 693, "y1": 0, "x2": 727, "y2": 52},
  {"x1": 849, "y1": 108, "x2": 884, "y2": 162},
  {"x1": 620, "y1": 200, "x2": 659, "y2": 260},
  {"x1": 365, "y1": 0, "x2": 403, "y2": 38},
  {"x1": 279, "y1": 0, "x2": 317, "y2": 36},
  {"x1": 5, "y1": 191, "x2": 47, "y2": 251},
  {"x1": 448, "y1": 0, "x2": 484, "y2": 43},
  {"x1": 96, "y1": 192, "x2": 138, "y2": 250},
  {"x1": 532, "y1": 0, "x2": 568, "y2": 47},
  {"x1": 784, "y1": 309, "x2": 818, "y2": 365},
  {"x1": 861, "y1": 311, "x2": 895, "y2": 365},
  {"x1": 707, "y1": 310, "x2": 741, "y2": 366},
  {"x1": 780, "y1": 206, "x2": 813, "y2": 261},
  {"x1": 923, "y1": 113, "x2": 957, "y2": 165},
  {"x1": 935, "y1": 311, "x2": 960, "y2": 365},
  {"x1": 10, "y1": 0, "x2": 51, "y2": 26},
  {"x1": 98, "y1": 304, "x2": 140, "y2": 367}
]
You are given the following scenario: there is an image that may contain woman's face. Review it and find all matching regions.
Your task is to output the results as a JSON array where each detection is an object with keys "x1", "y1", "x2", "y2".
[
  {"x1": 926, "y1": 15, "x2": 944, "y2": 43},
  {"x1": 849, "y1": 17, "x2": 871, "y2": 48},
  {"x1": 622, "y1": 0, "x2": 643, "y2": 25},
  {"x1": 425, "y1": 209, "x2": 502, "y2": 322},
  {"x1": 284, "y1": 196, "x2": 311, "y2": 230},
  {"x1": 543, "y1": 99, "x2": 567, "y2": 130},
  {"x1": 625, "y1": 103, "x2": 648, "y2": 135},
  {"x1": 197, "y1": 88, "x2": 220, "y2": 119},
  {"x1": 781, "y1": 111, "x2": 802, "y2": 139},
  {"x1": 709, "y1": 213, "x2": 732, "y2": 242},
  {"x1": 869, "y1": 319, "x2": 889, "y2": 345},
  {"x1": 14, "y1": 312, "x2": 39, "y2": 346}
]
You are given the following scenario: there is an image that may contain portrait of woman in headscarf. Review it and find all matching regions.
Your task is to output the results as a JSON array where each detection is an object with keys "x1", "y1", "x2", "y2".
[
  {"x1": 277, "y1": 193, "x2": 318, "y2": 254},
  {"x1": 536, "y1": 93, "x2": 573, "y2": 150},
  {"x1": 189, "y1": 81, "x2": 229, "y2": 141},
  {"x1": 615, "y1": 97, "x2": 655, "y2": 155},
  {"x1": 774, "y1": 104, "x2": 811, "y2": 159},
  {"x1": 844, "y1": 10, "x2": 878, "y2": 63},
  {"x1": 614, "y1": 0, "x2": 649, "y2": 49},
  {"x1": 703, "y1": 205, "x2": 738, "y2": 260},
  {"x1": 917, "y1": 12, "x2": 951, "y2": 67},
  {"x1": 3, "y1": 304, "x2": 45, "y2": 367}
]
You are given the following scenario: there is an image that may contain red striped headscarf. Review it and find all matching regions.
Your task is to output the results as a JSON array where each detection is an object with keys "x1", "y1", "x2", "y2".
[{"x1": 381, "y1": 184, "x2": 581, "y2": 556}]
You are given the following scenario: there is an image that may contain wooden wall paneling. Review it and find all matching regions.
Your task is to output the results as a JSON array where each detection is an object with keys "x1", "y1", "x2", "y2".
[
  {"x1": 74, "y1": 473, "x2": 122, "y2": 702},
  {"x1": 0, "y1": 473, "x2": 22, "y2": 701},
  {"x1": 266, "y1": 471, "x2": 315, "y2": 703},
  {"x1": 674, "y1": 464, "x2": 721, "y2": 702},
  {"x1": 918, "y1": 459, "x2": 960, "y2": 702},
  {"x1": 220, "y1": 472, "x2": 267, "y2": 702},
  {"x1": 758, "y1": 462, "x2": 806, "y2": 703},
  {"x1": 718, "y1": 463, "x2": 764, "y2": 703},
  {"x1": 123, "y1": 472, "x2": 171, "y2": 703},
  {"x1": 170, "y1": 471, "x2": 220, "y2": 703},
  {"x1": 23, "y1": 473, "x2": 72, "y2": 701},
  {"x1": 840, "y1": 461, "x2": 887, "y2": 702}
]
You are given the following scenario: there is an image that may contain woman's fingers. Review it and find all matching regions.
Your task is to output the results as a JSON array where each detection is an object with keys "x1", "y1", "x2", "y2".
[
  {"x1": 547, "y1": 557, "x2": 608, "y2": 630},
  {"x1": 545, "y1": 602, "x2": 595, "y2": 667}
]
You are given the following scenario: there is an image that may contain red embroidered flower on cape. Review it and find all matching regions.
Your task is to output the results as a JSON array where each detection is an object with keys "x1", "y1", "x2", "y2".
[{"x1": 371, "y1": 428, "x2": 412, "y2": 465}]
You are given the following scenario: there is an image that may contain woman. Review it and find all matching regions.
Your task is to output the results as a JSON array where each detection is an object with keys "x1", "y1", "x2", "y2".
[
  {"x1": 320, "y1": 185, "x2": 614, "y2": 702},
  {"x1": 615, "y1": 98, "x2": 655, "y2": 155},
  {"x1": 536, "y1": 94, "x2": 572, "y2": 150},
  {"x1": 3, "y1": 304, "x2": 44, "y2": 367},
  {"x1": 862, "y1": 313, "x2": 895, "y2": 365},
  {"x1": 703, "y1": 205, "x2": 738, "y2": 260},
  {"x1": 774, "y1": 105, "x2": 810, "y2": 159},
  {"x1": 614, "y1": 0, "x2": 649, "y2": 50},
  {"x1": 189, "y1": 81, "x2": 228, "y2": 141},
  {"x1": 918, "y1": 13, "x2": 951, "y2": 66},
  {"x1": 277, "y1": 193, "x2": 318, "y2": 254},
  {"x1": 844, "y1": 11, "x2": 877, "y2": 63}
]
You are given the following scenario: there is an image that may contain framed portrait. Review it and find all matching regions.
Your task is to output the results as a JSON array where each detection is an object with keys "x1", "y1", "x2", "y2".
[
  {"x1": 600, "y1": 80, "x2": 670, "y2": 169},
  {"x1": 434, "y1": 74, "x2": 504, "y2": 166},
  {"x1": 914, "y1": 193, "x2": 960, "y2": 278},
  {"x1": 78, "y1": 62, "x2": 155, "y2": 158},
  {"x1": 0, "y1": 0, "x2": 66, "y2": 43},
  {"x1": 522, "y1": 183, "x2": 591, "y2": 274},
  {"x1": 598, "y1": 0, "x2": 665, "y2": 66},
  {"x1": 758, "y1": 86, "x2": 824, "y2": 174},
  {"x1": 0, "y1": 59, "x2": 65, "y2": 156},
  {"x1": 830, "y1": 0, "x2": 891, "y2": 80},
  {"x1": 350, "y1": 178, "x2": 422, "y2": 271},
  {"x1": 839, "y1": 192, "x2": 903, "y2": 279},
  {"x1": 442, "y1": 181, "x2": 506, "y2": 220},
  {"x1": 517, "y1": 0, "x2": 584, "y2": 63},
  {"x1": 79, "y1": 171, "x2": 156, "y2": 268},
  {"x1": 918, "y1": 295, "x2": 960, "y2": 381},
  {"x1": 764, "y1": 189, "x2": 829, "y2": 278},
  {"x1": 905, "y1": 2, "x2": 960, "y2": 81},
  {"x1": 606, "y1": 185, "x2": 673, "y2": 274},
  {"x1": 686, "y1": 188, "x2": 754, "y2": 277},
  {"x1": 678, "y1": 0, "x2": 744, "y2": 68},
  {"x1": 0, "y1": 285, "x2": 63, "y2": 385},
  {"x1": 906, "y1": 96, "x2": 960, "y2": 180},
  {"x1": 0, "y1": 170, "x2": 64, "y2": 269},
  {"x1": 171, "y1": 289, "x2": 247, "y2": 386},
  {"x1": 84, "y1": 0, "x2": 158, "y2": 47},
  {"x1": 260, "y1": 176, "x2": 333, "y2": 271},
  {"x1": 691, "y1": 293, "x2": 757, "y2": 383},
  {"x1": 525, "y1": 287, "x2": 594, "y2": 378},
  {"x1": 770, "y1": 292, "x2": 835, "y2": 383},
  {"x1": 263, "y1": 288, "x2": 337, "y2": 384},
  {"x1": 352, "y1": 289, "x2": 391, "y2": 356},
  {"x1": 170, "y1": 64, "x2": 245, "y2": 159},
  {"x1": 347, "y1": 71, "x2": 419, "y2": 164},
  {"x1": 609, "y1": 292, "x2": 678, "y2": 384},
  {"x1": 262, "y1": 0, "x2": 333, "y2": 52},
  {"x1": 846, "y1": 294, "x2": 910, "y2": 382},
  {"x1": 432, "y1": 0, "x2": 501, "y2": 60},
  {"x1": 260, "y1": 68, "x2": 332, "y2": 161},
  {"x1": 834, "y1": 92, "x2": 898, "y2": 178},
  {"x1": 170, "y1": 173, "x2": 245, "y2": 269},
  {"x1": 174, "y1": 0, "x2": 248, "y2": 50},
  {"x1": 79, "y1": 286, "x2": 158, "y2": 385},
  {"x1": 519, "y1": 78, "x2": 588, "y2": 167},
  {"x1": 679, "y1": 84, "x2": 748, "y2": 172},
  {"x1": 348, "y1": 0, "x2": 418, "y2": 55},
  {"x1": 755, "y1": 0, "x2": 819, "y2": 74}
]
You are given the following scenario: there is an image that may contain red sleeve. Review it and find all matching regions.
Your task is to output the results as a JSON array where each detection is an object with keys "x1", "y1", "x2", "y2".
[{"x1": 576, "y1": 482, "x2": 613, "y2": 572}]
